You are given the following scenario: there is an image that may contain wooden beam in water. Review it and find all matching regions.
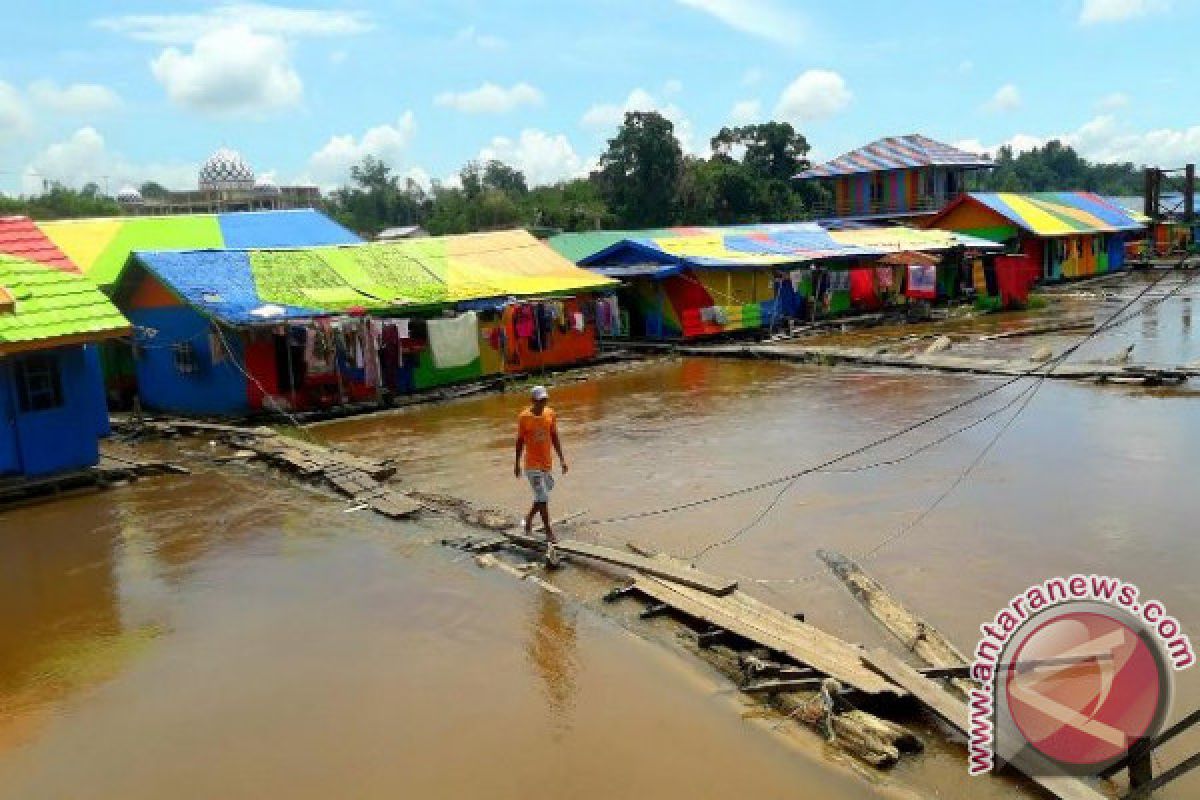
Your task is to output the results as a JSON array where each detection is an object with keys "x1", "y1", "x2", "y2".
[
  {"x1": 631, "y1": 576, "x2": 905, "y2": 697},
  {"x1": 818, "y1": 549, "x2": 973, "y2": 698},
  {"x1": 502, "y1": 532, "x2": 738, "y2": 596}
]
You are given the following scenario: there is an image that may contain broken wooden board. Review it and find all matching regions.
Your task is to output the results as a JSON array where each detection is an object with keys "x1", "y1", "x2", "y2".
[
  {"x1": 631, "y1": 576, "x2": 904, "y2": 697},
  {"x1": 368, "y1": 494, "x2": 422, "y2": 519},
  {"x1": 503, "y1": 532, "x2": 737, "y2": 596},
  {"x1": 863, "y1": 648, "x2": 1107, "y2": 800},
  {"x1": 819, "y1": 550, "x2": 973, "y2": 699}
]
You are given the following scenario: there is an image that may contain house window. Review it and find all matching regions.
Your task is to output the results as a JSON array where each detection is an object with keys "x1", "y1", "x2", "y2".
[
  {"x1": 14, "y1": 354, "x2": 64, "y2": 412},
  {"x1": 172, "y1": 342, "x2": 199, "y2": 374}
]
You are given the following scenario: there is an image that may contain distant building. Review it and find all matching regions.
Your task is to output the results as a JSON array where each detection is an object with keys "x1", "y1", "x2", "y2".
[
  {"x1": 376, "y1": 225, "x2": 429, "y2": 241},
  {"x1": 0, "y1": 255, "x2": 129, "y2": 480},
  {"x1": 117, "y1": 148, "x2": 321, "y2": 214},
  {"x1": 795, "y1": 134, "x2": 993, "y2": 221}
]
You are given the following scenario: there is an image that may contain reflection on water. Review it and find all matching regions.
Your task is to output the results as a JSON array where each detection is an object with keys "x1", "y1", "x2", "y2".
[{"x1": 528, "y1": 593, "x2": 577, "y2": 732}]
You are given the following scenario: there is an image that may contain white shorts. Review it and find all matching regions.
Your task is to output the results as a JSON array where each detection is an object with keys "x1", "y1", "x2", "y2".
[{"x1": 526, "y1": 469, "x2": 556, "y2": 504}]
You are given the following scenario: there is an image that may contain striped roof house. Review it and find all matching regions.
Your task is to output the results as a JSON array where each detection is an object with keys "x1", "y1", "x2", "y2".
[{"x1": 795, "y1": 134, "x2": 992, "y2": 180}]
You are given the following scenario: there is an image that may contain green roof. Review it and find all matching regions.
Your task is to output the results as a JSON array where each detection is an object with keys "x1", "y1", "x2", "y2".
[
  {"x1": 0, "y1": 254, "x2": 130, "y2": 354},
  {"x1": 546, "y1": 229, "x2": 678, "y2": 263}
]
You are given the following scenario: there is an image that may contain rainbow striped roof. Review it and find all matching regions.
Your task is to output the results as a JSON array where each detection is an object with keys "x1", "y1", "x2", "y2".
[
  {"x1": 939, "y1": 192, "x2": 1146, "y2": 237},
  {"x1": 127, "y1": 230, "x2": 617, "y2": 325},
  {"x1": 580, "y1": 223, "x2": 999, "y2": 272},
  {"x1": 37, "y1": 209, "x2": 361, "y2": 290},
  {"x1": 796, "y1": 134, "x2": 992, "y2": 180}
]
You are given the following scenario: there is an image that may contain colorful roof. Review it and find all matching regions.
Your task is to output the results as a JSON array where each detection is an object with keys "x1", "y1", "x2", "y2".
[
  {"x1": 935, "y1": 192, "x2": 1146, "y2": 237},
  {"x1": 546, "y1": 229, "x2": 679, "y2": 263},
  {"x1": 0, "y1": 254, "x2": 129, "y2": 355},
  {"x1": 129, "y1": 230, "x2": 618, "y2": 325},
  {"x1": 0, "y1": 216, "x2": 77, "y2": 273},
  {"x1": 796, "y1": 134, "x2": 992, "y2": 180},
  {"x1": 38, "y1": 209, "x2": 361, "y2": 289},
  {"x1": 579, "y1": 223, "x2": 1000, "y2": 271}
]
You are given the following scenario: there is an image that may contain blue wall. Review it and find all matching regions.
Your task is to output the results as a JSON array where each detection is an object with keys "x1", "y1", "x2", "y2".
[
  {"x1": 130, "y1": 306, "x2": 251, "y2": 416},
  {"x1": 1, "y1": 345, "x2": 111, "y2": 478}
]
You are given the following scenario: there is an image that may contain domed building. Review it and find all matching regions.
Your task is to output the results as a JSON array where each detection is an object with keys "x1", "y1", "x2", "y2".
[
  {"x1": 115, "y1": 147, "x2": 320, "y2": 214},
  {"x1": 198, "y1": 148, "x2": 256, "y2": 191},
  {"x1": 115, "y1": 186, "x2": 143, "y2": 206}
]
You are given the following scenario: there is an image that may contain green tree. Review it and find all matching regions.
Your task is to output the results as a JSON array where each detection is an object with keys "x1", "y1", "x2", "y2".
[{"x1": 592, "y1": 111, "x2": 684, "y2": 226}]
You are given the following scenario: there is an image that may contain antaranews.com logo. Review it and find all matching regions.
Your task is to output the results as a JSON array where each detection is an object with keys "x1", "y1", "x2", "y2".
[{"x1": 969, "y1": 574, "x2": 1195, "y2": 778}]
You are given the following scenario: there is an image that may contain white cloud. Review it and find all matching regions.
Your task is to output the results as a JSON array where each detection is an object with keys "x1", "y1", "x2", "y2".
[
  {"x1": 729, "y1": 99, "x2": 762, "y2": 124},
  {"x1": 580, "y1": 88, "x2": 701, "y2": 154},
  {"x1": 676, "y1": 0, "x2": 804, "y2": 46},
  {"x1": 451, "y1": 26, "x2": 506, "y2": 50},
  {"x1": 741, "y1": 67, "x2": 765, "y2": 86},
  {"x1": 1079, "y1": 0, "x2": 1169, "y2": 24},
  {"x1": 1097, "y1": 91, "x2": 1130, "y2": 111},
  {"x1": 22, "y1": 126, "x2": 197, "y2": 194},
  {"x1": 983, "y1": 83, "x2": 1021, "y2": 113},
  {"x1": 956, "y1": 115, "x2": 1200, "y2": 167},
  {"x1": 434, "y1": 82, "x2": 543, "y2": 114},
  {"x1": 479, "y1": 129, "x2": 586, "y2": 186},
  {"x1": 307, "y1": 112, "x2": 417, "y2": 188},
  {"x1": 95, "y1": 3, "x2": 372, "y2": 44},
  {"x1": 773, "y1": 69, "x2": 851, "y2": 124},
  {"x1": 151, "y1": 25, "x2": 302, "y2": 116},
  {"x1": 0, "y1": 81, "x2": 32, "y2": 140},
  {"x1": 28, "y1": 80, "x2": 121, "y2": 114}
]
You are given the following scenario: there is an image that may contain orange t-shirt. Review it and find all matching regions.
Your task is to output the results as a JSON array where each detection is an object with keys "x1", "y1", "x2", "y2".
[{"x1": 518, "y1": 407, "x2": 557, "y2": 471}]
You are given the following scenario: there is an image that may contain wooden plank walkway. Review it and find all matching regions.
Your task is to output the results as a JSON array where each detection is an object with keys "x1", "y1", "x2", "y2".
[
  {"x1": 631, "y1": 576, "x2": 905, "y2": 697},
  {"x1": 863, "y1": 648, "x2": 1108, "y2": 800},
  {"x1": 503, "y1": 532, "x2": 737, "y2": 595},
  {"x1": 676, "y1": 342, "x2": 1194, "y2": 383}
]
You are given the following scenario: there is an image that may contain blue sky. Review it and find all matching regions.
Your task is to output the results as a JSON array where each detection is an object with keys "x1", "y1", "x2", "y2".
[{"x1": 0, "y1": 0, "x2": 1196, "y2": 196}]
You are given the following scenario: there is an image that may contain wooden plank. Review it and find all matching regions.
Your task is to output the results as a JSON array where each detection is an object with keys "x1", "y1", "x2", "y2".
[
  {"x1": 633, "y1": 576, "x2": 904, "y2": 697},
  {"x1": 819, "y1": 550, "x2": 973, "y2": 698},
  {"x1": 863, "y1": 648, "x2": 1107, "y2": 800},
  {"x1": 368, "y1": 494, "x2": 422, "y2": 519},
  {"x1": 502, "y1": 532, "x2": 737, "y2": 596}
]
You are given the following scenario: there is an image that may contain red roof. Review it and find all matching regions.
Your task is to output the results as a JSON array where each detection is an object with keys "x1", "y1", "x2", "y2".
[{"x1": 0, "y1": 216, "x2": 79, "y2": 273}]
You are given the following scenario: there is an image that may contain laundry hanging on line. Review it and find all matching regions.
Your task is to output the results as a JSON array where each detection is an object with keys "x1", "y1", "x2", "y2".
[{"x1": 427, "y1": 311, "x2": 481, "y2": 369}]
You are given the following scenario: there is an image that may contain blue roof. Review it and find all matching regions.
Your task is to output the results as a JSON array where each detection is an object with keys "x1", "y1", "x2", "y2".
[
  {"x1": 134, "y1": 250, "x2": 322, "y2": 325},
  {"x1": 216, "y1": 209, "x2": 362, "y2": 249}
]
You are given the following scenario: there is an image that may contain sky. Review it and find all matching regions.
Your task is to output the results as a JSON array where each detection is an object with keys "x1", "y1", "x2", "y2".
[{"x1": 0, "y1": 0, "x2": 1197, "y2": 196}]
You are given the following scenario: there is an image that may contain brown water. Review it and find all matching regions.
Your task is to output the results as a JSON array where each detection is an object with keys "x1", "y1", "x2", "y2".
[{"x1": 2, "y1": 272, "x2": 1198, "y2": 798}]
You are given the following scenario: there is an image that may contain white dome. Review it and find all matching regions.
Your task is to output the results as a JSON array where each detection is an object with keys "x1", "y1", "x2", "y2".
[
  {"x1": 198, "y1": 148, "x2": 255, "y2": 190},
  {"x1": 116, "y1": 186, "x2": 143, "y2": 204},
  {"x1": 254, "y1": 176, "x2": 281, "y2": 195}
]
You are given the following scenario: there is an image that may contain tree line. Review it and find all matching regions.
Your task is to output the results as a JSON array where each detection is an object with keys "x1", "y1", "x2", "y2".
[{"x1": 0, "y1": 112, "x2": 1150, "y2": 230}]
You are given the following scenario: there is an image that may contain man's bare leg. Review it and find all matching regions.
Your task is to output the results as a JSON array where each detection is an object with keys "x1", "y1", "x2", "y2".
[
  {"x1": 538, "y1": 503, "x2": 554, "y2": 543},
  {"x1": 525, "y1": 505, "x2": 537, "y2": 535}
]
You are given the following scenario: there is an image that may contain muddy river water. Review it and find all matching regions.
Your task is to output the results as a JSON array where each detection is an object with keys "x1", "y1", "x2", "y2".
[{"x1": 1, "y1": 273, "x2": 1198, "y2": 798}]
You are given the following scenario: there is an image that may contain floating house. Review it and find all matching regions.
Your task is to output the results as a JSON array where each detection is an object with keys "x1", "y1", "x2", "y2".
[
  {"x1": 925, "y1": 192, "x2": 1145, "y2": 282},
  {"x1": 795, "y1": 134, "x2": 993, "y2": 220},
  {"x1": 113, "y1": 230, "x2": 616, "y2": 416},
  {"x1": 577, "y1": 224, "x2": 999, "y2": 339},
  {"x1": 36, "y1": 209, "x2": 361, "y2": 405},
  {"x1": 0, "y1": 255, "x2": 130, "y2": 480}
]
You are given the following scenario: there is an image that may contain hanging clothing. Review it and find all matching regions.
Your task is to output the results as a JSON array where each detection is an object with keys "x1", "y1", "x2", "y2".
[
  {"x1": 427, "y1": 311, "x2": 481, "y2": 369},
  {"x1": 363, "y1": 319, "x2": 382, "y2": 389},
  {"x1": 572, "y1": 312, "x2": 585, "y2": 332},
  {"x1": 906, "y1": 264, "x2": 938, "y2": 300},
  {"x1": 395, "y1": 318, "x2": 411, "y2": 339},
  {"x1": 209, "y1": 329, "x2": 226, "y2": 365},
  {"x1": 380, "y1": 323, "x2": 401, "y2": 390},
  {"x1": 514, "y1": 305, "x2": 536, "y2": 339}
]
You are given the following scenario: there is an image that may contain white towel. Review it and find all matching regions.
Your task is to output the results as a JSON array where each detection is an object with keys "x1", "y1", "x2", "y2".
[{"x1": 427, "y1": 311, "x2": 481, "y2": 369}]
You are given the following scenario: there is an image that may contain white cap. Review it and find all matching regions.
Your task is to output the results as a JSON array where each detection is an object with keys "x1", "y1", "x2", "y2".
[{"x1": 531, "y1": 385, "x2": 549, "y2": 401}]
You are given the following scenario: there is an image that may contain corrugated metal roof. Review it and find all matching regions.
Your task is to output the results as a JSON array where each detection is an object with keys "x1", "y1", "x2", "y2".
[
  {"x1": 796, "y1": 134, "x2": 992, "y2": 180},
  {"x1": 0, "y1": 254, "x2": 129, "y2": 353},
  {"x1": 0, "y1": 216, "x2": 77, "y2": 273},
  {"x1": 546, "y1": 229, "x2": 679, "y2": 263},
  {"x1": 949, "y1": 192, "x2": 1146, "y2": 237}
]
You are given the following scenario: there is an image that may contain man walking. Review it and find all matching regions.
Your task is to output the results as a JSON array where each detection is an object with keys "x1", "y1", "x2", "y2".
[{"x1": 515, "y1": 385, "x2": 568, "y2": 562}]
